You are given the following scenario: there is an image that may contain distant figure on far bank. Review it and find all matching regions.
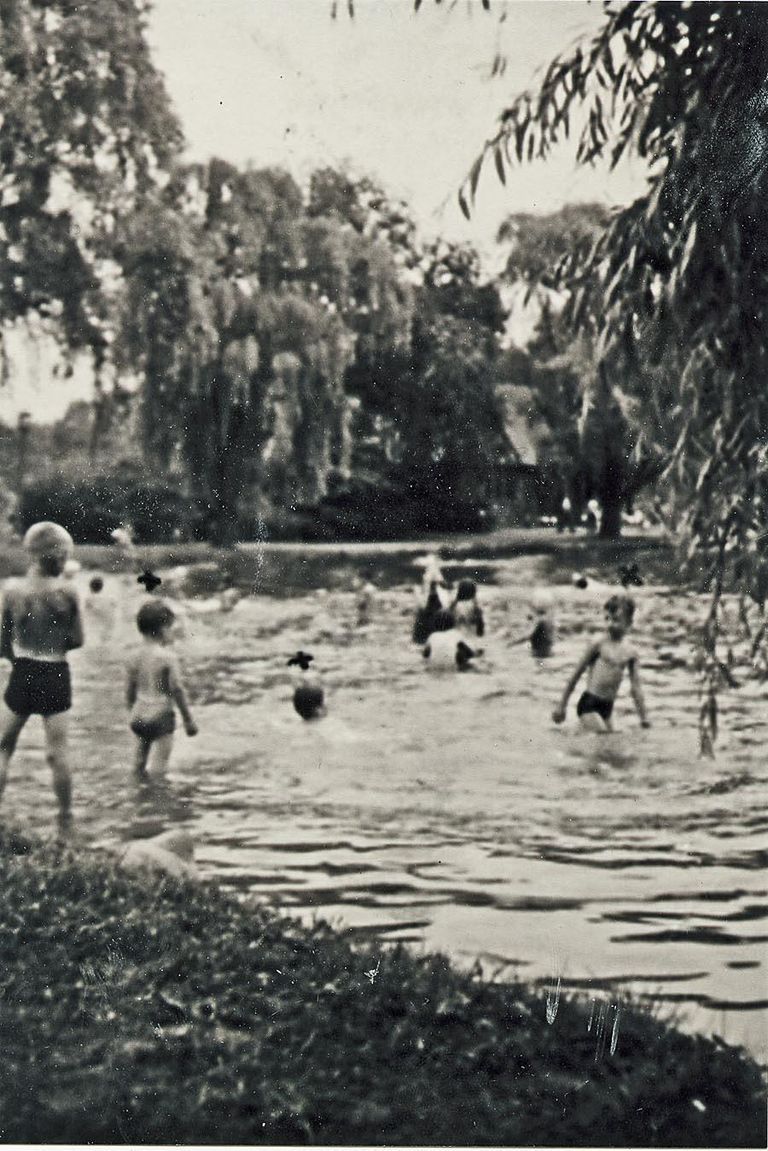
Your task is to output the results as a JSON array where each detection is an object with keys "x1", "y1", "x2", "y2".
[
  {"x1": 126, "y1": 600, "x2": 198, "y2": 778},
  {"x1": 552, "y1": 593, "x2": 650, "y2": 732},
  {"x1": 586, "y1": 498, "x2": 602, "y2": 534},
  {"x1": 288, "y1": 651, "x2": 326, "y2": 720},
  {"x1": 558, "y1": 496, "x2": 575, "y2": 534},
  {"x1": 422, "y1": 609, "x2": 481, "y2": 671},
  {"x1": 0, "y1": 521, "x2": 83, "y2": 826},
  {"x1": 451, "y1": 579, "x2": 485, "y2": 638}
]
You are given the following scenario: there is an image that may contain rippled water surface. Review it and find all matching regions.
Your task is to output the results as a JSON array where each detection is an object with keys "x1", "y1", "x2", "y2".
[{"x1": 3, "y1": 545, "x2": 766, "y2": 1061}]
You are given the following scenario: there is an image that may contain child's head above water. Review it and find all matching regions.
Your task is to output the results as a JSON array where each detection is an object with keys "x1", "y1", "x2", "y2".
[
  {"x1": 604, "y1": 593, "x2": 635, "y2": 634},
  {"x1": 89, "y1": 575, "x2": 104, "y2": 594},
  {"x1": 23, "y1": 521, "x2": 74, "y2": 575},
  {"x1": 136, "y1": 599, "x2": 175, "y2": 640}
]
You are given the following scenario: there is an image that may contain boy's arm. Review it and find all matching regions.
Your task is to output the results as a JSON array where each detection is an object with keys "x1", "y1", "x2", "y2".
[
  {"x1": 68, "y1": 591, "x2": 84, "y2": 651},
  {"x1": 126, "y1": 660, "x2": 138, "y2": 709},
  {"x1": 0, "y1": 589, "x2": 14, "y2": 661},
  {"x1": 628, "y1": 656, "x2": 651, "y2": 727},
  {"x1": 167, "y1": 655, "x2": 197, "y2": 734},
  {"x1": 552, "y1": 642, "x2": 599, "y2": 722}
]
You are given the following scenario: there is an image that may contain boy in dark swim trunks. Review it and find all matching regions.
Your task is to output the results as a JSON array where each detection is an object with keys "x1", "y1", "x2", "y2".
[
  {"x1": 0, "y1": 521, "x2": 84, "y2": 824},
  {"x1": 552, "y1": 593, "x2": 650, "y2": 732},
  {"x1": 126, "y1": 600, "x2": 197, "y2": 777}
]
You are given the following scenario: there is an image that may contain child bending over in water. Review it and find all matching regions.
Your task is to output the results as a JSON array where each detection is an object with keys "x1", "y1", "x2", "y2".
[
  {"x1": 126, "y1": 600, "x2": 197, "y2": 777},
  {"x1": 423, "y1": 609, "x2": 481, "y2": 671},
  {"x1": 552, "y1": 594, "x2": 650, "y2": 732},
  {"x1": 0, "y1": 521, "x2": 83, "y2": 825},
  {"x1": 451, "y1": 579, "x2": 485, "y2": 637}
]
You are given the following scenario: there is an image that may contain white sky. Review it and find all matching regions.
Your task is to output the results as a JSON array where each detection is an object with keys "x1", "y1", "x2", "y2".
[
  {"x1": 3, "y1": 0, "x2": 648, "y2": 424},
  {"x1": 147, "y1": 0, "x2": 647, "y2": 251}
]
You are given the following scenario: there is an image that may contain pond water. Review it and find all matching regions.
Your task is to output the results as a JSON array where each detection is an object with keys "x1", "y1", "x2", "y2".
[{"x1": 2, "y1": 543, "x2": 766, "y2": 1063}]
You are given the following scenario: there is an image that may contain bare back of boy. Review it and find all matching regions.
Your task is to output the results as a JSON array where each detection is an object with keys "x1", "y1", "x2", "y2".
[{"x1": 0, "y1": 569, "x2": 83, "y2": 823}]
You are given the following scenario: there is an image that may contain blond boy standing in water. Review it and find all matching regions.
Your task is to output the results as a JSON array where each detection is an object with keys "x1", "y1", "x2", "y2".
[
  {"x1": 126, "y1": 600, "x2": 197, "y2": 777},
  {"x1": 0, "y1": 522, "x2": 84, "y2": 824},
  {"x1": 552, "y1": 593, "x2": 650, "y2": 732}
]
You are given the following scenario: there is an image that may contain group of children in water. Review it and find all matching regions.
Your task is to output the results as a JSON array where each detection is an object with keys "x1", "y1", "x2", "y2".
[
  {"x1": 412, "y1": 556, "x2": 650, "y2": 731},
  {"x1": 0, "y1": 522, "x2": 650, "y2": 826}
]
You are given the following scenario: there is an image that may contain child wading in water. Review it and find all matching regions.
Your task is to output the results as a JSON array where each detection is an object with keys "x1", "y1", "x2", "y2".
[
  {"x1": 552, "y1": 593, "x2": 650, "y2": 732},
  {"x1": 126, "y1": 600, "x2": 197, "y2": 777},
  {"x1": 0, "y1": 522, "x2": 84, "y2": 825}
]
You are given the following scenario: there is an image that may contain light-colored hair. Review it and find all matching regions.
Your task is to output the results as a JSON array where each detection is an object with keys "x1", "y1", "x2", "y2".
[{"x1": 23, "y1": 521, "x2": 73, "y2": 558}]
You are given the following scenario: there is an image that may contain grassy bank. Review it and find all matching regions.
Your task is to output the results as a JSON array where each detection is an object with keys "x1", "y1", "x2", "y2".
[{"x1": 0, "y1": 825, "x2": 763, "y2": 1146}]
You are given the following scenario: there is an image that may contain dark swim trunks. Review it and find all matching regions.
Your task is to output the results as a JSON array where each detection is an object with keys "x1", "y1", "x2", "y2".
[
  {"x1": 576, "y1": 691, "x2": 614, "y2": 722},
  {"x1": 4, "y1": 658, "x2": 71, "y2": 717},
  {"x1": 130, "y1": 711, "x2": 176, "y2": 740}
]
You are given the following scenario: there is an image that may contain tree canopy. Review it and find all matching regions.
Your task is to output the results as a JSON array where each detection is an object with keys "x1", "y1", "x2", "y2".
[{"x1": 0, "y1": 0, "x2": 182, "y2": 357}]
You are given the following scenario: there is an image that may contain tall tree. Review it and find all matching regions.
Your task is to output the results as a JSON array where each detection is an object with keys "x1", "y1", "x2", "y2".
[
  {"x1": 498, "y1": 205, "x2": 663, "y2": 536},
  {"x1": 115, "y1": 164, "x2": 356, "y2": 542}
]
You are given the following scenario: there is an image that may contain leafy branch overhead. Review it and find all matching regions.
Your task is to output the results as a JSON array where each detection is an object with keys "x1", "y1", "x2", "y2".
[{"x1": 461, "y1": 1, "x2": 768, "y2": 751}]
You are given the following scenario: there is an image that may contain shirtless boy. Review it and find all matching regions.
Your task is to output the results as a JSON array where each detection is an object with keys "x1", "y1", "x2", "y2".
[
  {"x1": 126, "y1": 600, "x2": 197, "y2": 777},
  {"x1": 552, "y1": 594, "x2": 650, "y2": 732},
  {"x1": 0, "y1": 521, "x2": 83, "y2": 823}
]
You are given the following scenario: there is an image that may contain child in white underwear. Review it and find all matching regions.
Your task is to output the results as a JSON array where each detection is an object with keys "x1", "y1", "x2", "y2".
[{"x1": 126, "y1": 600, "x2": 197, "y2": 776}]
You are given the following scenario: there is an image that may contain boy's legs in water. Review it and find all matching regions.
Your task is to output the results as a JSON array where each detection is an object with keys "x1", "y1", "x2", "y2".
[
  {"x1": 0, "y1": 703, "x2": 28, "y2": 801},
  {"x1": 578, "y1": 711, "x2": 612, "y2": 734},
  {"x1": 41, "y1": 712, "x2": 72, "y2": 823},
  {"x1": 134, "y1": 732, "x2": 174, "y2": 777},
  {"x1": 148, "y1": 733, "x2": 174, "y2": 774},
  {"x1": 134, "y1": 735, "x2": 152, "y2": 777}
]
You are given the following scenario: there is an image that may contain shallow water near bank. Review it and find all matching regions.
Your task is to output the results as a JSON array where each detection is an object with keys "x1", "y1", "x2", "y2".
[{"x1": 2, "y1": 542, "x2": 766, "y2": 1063}]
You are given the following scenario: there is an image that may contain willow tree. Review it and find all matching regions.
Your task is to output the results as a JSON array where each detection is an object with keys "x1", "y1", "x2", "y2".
[
  {"x1": 116, "y1": 164, "x2": 356, "y2": 543},
  {"x1": 455, "y1": 1, "x2": 768, "y2": 750}
]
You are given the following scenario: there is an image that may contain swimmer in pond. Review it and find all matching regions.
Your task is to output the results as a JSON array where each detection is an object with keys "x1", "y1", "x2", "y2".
[
  {"x1": 552, "y1": 594, "x2": 650, "y2": 732},
  {"x1": 288, "y1": 651, "x2": 326, "y2": 719},
  {"x1": 126, "y1": 600, "x2": 198, "y2": 777},
  {"x1": 510, "y1": 590, "x2": 555, "y2": 658}
]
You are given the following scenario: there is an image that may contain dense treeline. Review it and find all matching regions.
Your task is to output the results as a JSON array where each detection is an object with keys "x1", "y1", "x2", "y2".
[
  {"x1": 7, "y1": 164, "x2": 515, "y2": 542},
  {"x1": 0, "y1": 0, "x2": 519, "y2": 542}
]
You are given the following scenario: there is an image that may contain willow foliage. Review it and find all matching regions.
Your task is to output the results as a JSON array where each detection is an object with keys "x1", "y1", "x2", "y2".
[{"x1": 459, "y1": 1, "x2": 768, "y2": 751}]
